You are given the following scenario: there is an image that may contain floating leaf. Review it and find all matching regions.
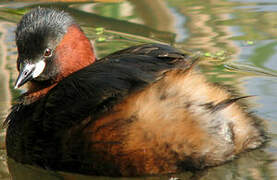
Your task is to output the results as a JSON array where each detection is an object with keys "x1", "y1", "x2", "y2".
[
  {"x1": 204, "y1": 52, "x2": 212, "y2": 57},
  {"x1": 95, "y1": 27, "x2": 104, "y2": 35},
  {"x1": 97, "y1": 37, "x2": 106, "y2": 42},
  {"x1": 246, "y1": 40, "x2": 254, "y2": 45}
]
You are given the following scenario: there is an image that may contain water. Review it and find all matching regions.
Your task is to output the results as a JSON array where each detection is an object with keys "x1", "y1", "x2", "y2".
[{"x1": 0, "y1": 0, "x2": 277, "y2": 179}]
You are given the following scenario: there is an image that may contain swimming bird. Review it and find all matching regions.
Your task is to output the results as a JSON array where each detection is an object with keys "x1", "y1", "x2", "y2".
[{"x1": 5, "y1": 7, "x2": 266, "y2": 176}]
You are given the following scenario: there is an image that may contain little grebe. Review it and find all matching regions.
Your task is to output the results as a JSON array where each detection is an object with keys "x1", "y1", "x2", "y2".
[{"x1": 5, "y1": 7, "x2": 266, "y2": 176}]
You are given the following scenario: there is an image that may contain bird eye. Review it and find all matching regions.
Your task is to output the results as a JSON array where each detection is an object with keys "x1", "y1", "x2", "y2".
[{"x1": 44, "y1": 48, "x2": 52, "y2": 57}]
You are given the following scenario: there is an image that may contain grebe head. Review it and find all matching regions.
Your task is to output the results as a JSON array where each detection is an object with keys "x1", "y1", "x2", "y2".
[{"x1": 14, "y1": 7, "x2": 95, "y2": 89}]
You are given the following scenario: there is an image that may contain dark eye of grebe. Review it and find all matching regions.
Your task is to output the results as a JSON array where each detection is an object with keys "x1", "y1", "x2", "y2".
[{"x1": 44, "y1": 48, "x2": 52, "y2": 57}]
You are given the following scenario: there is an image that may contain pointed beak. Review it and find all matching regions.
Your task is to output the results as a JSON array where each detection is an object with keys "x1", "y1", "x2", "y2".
[
  {"x1": 14, "y1": 60, "x2": 46, "y2": 89},
  {"x1": 14, "y1": 63, "x2": 35, "y2": 89}
]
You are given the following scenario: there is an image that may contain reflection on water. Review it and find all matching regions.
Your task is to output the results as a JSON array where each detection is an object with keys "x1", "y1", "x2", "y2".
[
  {"x1": 5, "y1": 148, "x2": 277, "y2": 179},
  {"x1": 0, "y1": 0, "x2": 277, "y2": 179}
]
